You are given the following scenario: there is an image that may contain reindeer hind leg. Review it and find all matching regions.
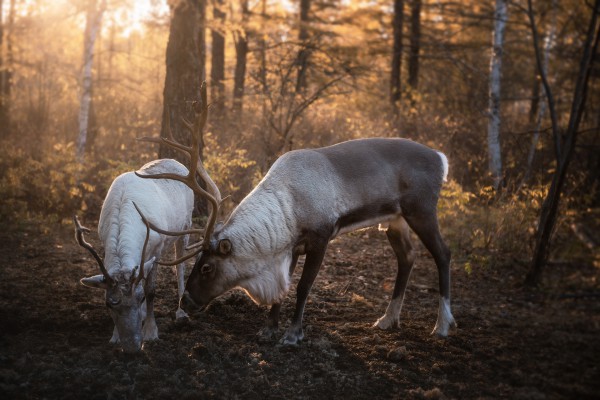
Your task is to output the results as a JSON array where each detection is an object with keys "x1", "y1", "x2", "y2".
[{"x1": 404, "y1": 208, "x2": 456, "y2": 337}]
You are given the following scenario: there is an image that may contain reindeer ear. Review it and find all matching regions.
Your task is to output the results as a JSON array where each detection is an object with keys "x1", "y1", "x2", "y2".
[
  {"x1": 80, "y1": 275, "x2": 109, "y2": 289},
  {"x1": 218, "y1": 239, "x2": 232, "y2": 255},
  {"x1": 142, "y1": 257, "x2": 156, "y2": 278}
]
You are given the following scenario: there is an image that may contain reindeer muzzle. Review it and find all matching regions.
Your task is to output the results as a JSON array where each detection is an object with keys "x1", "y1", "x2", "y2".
[{"x1": 180, "y1": 291, "x2": 204, "y2": 314}]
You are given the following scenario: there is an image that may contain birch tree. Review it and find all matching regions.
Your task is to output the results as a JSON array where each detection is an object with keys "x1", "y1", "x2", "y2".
[
  {"x1": 487, "y1": 0, "x2": 507, "y2": 190},
  {"x1": 77, "y1": 0, "x2": 106, "y2": 162}
]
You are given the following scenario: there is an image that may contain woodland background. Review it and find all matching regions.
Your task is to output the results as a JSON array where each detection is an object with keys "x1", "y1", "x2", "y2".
[{"x1": 0, "y1": 0, "x2": 598, "y2": 287}]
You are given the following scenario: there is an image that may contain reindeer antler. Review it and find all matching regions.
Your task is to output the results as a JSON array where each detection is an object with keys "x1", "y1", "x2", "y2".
[
  {"x1": 73, "y1": 215, "x2": 114, "y2": 284},
  {"x1": 136, "y1": 82, "x2": 221, "y2": 261}
]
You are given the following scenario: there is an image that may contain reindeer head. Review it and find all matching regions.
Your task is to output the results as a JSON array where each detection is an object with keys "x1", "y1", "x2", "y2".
[
  {"x1": 178, "y1": 232, "x2": 235, "y2": 312},
  {"x1": 74, "y1": 215, "x2": 155, "y2": 353}
]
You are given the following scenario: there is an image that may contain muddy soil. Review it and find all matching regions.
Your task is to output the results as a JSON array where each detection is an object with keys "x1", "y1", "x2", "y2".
[{"x1": 0, "y1": 224, "x2": 598, "y2": 399}]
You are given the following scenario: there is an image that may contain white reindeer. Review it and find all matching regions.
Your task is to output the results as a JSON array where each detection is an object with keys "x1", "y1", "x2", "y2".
[
  {"x1": 136, "y1": 83, "x2": 456, "y2": 346},
  {"x1": 74, "y1": 158, "x2": 194, "y2": 353}
]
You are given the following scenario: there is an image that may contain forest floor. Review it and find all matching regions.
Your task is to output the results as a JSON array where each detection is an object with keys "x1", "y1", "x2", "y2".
[{"x1": 0, "y1": 222, "x2": 598, "y2": 400}]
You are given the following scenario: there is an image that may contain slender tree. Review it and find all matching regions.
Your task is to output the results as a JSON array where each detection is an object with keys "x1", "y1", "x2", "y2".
[
  {"x1": 408, "y1": 0, "x2": 421, "y2": 91},
  {"x1": 295, "y1": 0, "x2": 311, "y2": 93},
  {"x1": 232, "y1": 0, "x2": 249, "y2": 113},
  {"x1": 390, "y1": 0, "x2": 404, "y2": 110},
  {"x1": 486, "y1": 0, "x2": 508, "y2": 190},
  {"x1": 526, "y1": 0, "x2": 600, "y2": 286},
  {"x1": 77, "y1": 0, "x2": 107, "y2": 162},
  {"x1": 0, "y1": 0, "x2": 7, "y2": 135},
  {"x1": 199, "y1": 0, "x2": 206, "y2": 81},
  {"x1": 522, "y1": 0, "x2": 557, "y2": 186},
  {"x1": 258, "y1": 0, "x2": 268, "y2": 95},
  {"x1": 211, "y1": 0, "x2": 226, "y2": 112}
]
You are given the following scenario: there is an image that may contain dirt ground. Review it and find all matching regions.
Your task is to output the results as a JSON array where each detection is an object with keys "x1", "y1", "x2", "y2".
[{"x1": 0, "y1": 223, "x2": 598, "y2": 400}]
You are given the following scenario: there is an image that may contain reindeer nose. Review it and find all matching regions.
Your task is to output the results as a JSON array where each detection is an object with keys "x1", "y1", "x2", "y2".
[
  {"x1": 180, "y1": 291, "x2": 200, "y2": 313},
  {"x1": 121, "y1": 336, "x2": 142, "y2": 354}
]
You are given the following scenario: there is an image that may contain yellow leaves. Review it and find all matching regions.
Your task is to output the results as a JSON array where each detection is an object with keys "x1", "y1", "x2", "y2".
[
  {"x1": 70, "y1": 186, "x2": 82, "y2": 198},
  {"x1": 81, "y1": 182, "x2": 95, "y2": 192}
]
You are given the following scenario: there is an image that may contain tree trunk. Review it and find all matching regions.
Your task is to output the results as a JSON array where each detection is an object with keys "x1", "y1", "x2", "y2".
[
  {"x1": 295, "y1": 0, "x2": 311, "y2": 93},
  {"x1": 258, "y1": 0, "x2": 268, "y2": 95},
  {"x1": 390, "y1": 0, "x2": 404, "y2": 109},
  {"x1": 528, "y1": 77, "x2": 540, "y2": 124},
  {"x1": 0, "y1": 0, "x2": 14, "y2": 138},
  {"x1": 486, "y1": 0, "x2": 507, "y2": 190},
  {"x1": 77, "y1": 0, "x2": 106, "y2": 162},
  {"x1": 408, "y1": 0, "x2": 421, "y2": 91},
  {"x1": 160, "y1": 0, "x2": 205, "y2": 162},
  {"x1": 526, "y1": 0, "x2": 600, "y2": 286},
  {"x1": 233, "y1": 0, "x2": 249, "y2": 114},
  {"x1": 522, "y1": 0, "x2": 556, "y2": 186},
  {"x1": 0, "y1": 0, "x2": 6, "y2": 136},
  {"x1": 211, "y1": 0, "x2": 226, "y2": 114},
  {"x1": 199, "y1": 0, "x2": 206, "y2": 82}
]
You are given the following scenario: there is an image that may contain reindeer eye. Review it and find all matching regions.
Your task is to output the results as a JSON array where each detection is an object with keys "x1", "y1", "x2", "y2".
[
  {"x1": 106, "y1": 297, "x2": 121, "y2": 308},
  {"x1": 200, "y1": 264, "x2": 214, "y2": 275}
]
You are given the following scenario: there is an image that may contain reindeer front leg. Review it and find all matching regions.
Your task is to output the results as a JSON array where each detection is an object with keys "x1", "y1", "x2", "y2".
[
  {"x1": 281, "y1": 238, "x2": 328, "y2": 345},
  {"x1": 109, "y1": 325, "x2": 120, "y2": 344},
  {"x1": 175, "y1": 235, "x2": 190, "y2": 320},
  {"x1": 142, "y1": 264, "x2": 159, "y2": 341}
]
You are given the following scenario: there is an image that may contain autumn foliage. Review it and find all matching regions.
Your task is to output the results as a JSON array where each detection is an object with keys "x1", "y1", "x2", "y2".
[{"x1": 0, "y1": 0, "x2": 597, "y2": 278}]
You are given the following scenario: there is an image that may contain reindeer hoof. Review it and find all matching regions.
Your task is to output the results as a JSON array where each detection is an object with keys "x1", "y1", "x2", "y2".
[
  {"x1": 280, "y1": 329, "x2": 304, "y2": 346},
  {"x1": 175, "y1": 308, "x2": 190, "y2": 321},
  {"x1": 142, "y1": 320, "x2": 159, "y2": 341},
  {"x1": 431, "y1": 319, "x2": 457, "y2": 338},
  {"x1": 373, "y1": 316, "x2": 399, "y2": 330}
]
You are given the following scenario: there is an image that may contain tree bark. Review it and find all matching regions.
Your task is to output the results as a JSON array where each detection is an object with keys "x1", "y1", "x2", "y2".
[
  {"x1": 408, "y1": 0, "x2": 421, "y2": 91},
  {"x1": 233, "y1": 0, "x2": 249, "y2": 113},
  {"x1": 390, "y1": 0, "x2": 404, "y2": 109},
  {"x1": 523, "y1": 0, "x2": 556, "y2": 186},
  {"x1": 1, "y1": 0, "x2": 14, "y2": 135},
  {"x1": 77, "y1": 0, "x2": 106, "y2": 162},
  {"x1": 258, "y1": 0, "x2": 268, "y2": 95},
  {"x1": 211, "y1": 0, "x2": 226, "y2": 114},
  {"x1": 295, "y1": 0, "x2": 311, "y2": 93},
  {"x1": 199, "y1": 0, "x2": 206, "y2": 82},
  {"x1": 0, "y1": 0, "x2": 7, "y2": 136},
  {"x1": 486, "y1": 0, "x2": 507, "y2": 190},
  {"x1": 526, "y1": 0, "x2": 600, "y2": 287},
  {"x1": 160, "y1": 0, "x2": 205, "y2": 163}
]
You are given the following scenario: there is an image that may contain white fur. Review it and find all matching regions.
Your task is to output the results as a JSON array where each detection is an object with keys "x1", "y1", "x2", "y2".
[
  {"x1": 238, "y1": 251, "x2": 293, "y2": 305},
  {"x1": 373, "y1": 296, "x2": 405, "y2": 330},
  {"x1": 215, "y1": 182, "x2": 297, "y2": 305},
  {"x1": 82, "y1": 159, "x2": 194, "y2": 351},
  {"x1": 437, "y1": 151, "x2": 449, "y2": 182},
  {"x1": 432, "y1": 296, "x2": 456, "y2": 337}
]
